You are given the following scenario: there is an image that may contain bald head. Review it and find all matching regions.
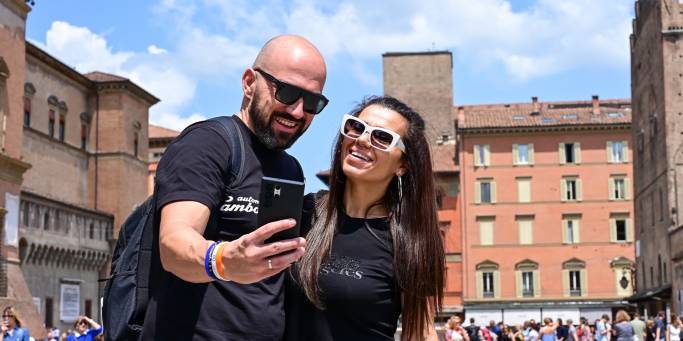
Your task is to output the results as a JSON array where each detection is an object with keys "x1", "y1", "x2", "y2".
[{"x1": 253, "y1": 35, "x2": 327, "y2": 91}]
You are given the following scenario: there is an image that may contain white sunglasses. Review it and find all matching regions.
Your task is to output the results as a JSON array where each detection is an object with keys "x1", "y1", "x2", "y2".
[{"x1": 340, "y1": 114, "x2": 406, "y2": 152}]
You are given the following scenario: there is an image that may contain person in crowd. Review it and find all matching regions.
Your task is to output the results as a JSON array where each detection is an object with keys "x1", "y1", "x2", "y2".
[
  {"x1": 142, "y1": 35, "x2": 328, "y2": 340},
  {"x1": 632, "y1": 313, "x2": 647, "y2": 341},
  {"x1": 666, "y1": 314, "x2": 681, "y2": 341},
  {"x1": 467, "y1": 318, "x2": 483, "y2": 341},
  {"x1": 657, "y1": 312, "x2": 668, "y2": 341},
  {"x1": 66, "y1": 316, "x2": 101, "y2": 341},
  {"x1": 540, "y1": 318, "x2": 557, "y2": 341},
  {"x1": 446, "y1": 316, "x2": 470, "y2": 341},
  {"x1": 528, "y1": 321, "x2": 541, "y2": 341},
  {"x1": 647, "y1": 320, "x2": 658, "y2": 341},
  {"x1": 598, "y1": 315, "x2": 611, "y2": 341},
  {"x1": 577, "y1": 317, "x2": 592, "y2": 341},
  {"x1": 285, "y1": 96, "x2": 445, "y2": 340},
  {"x1": 490, "y1": 321, "x2": 501, "y2": 338},
  {"x1": 513, "y1": 323, "x2": 525, "y2": 341},
  {"x1": 557, "y1": 319, "x2": 568, "y2": 341},
  {"x1": 613, "y1": 310, "x2": 634, "y2": 341},
  {"x1": 1, "y1": 306, "x2": 29, "y2": 341},
  {"x1": 499, "y1": 324, "x2": 513, "y2": 341},
  {"x1": 566, "y1": 319, "x2": 577, "y2": 341}
]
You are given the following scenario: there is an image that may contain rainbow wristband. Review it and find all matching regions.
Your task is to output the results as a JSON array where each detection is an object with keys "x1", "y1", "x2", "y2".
[{"x1": 204, "y1": 242, "x2": 218, "y2": 280}]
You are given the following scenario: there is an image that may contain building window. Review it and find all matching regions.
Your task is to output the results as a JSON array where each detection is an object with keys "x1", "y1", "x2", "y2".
[
  {"x1": 516, "y1": 260, "x2": 540, "y2": 298},
  {"x1": 475, "y1": 179, "x2": 496, "y2": 204},
  {"x1": 477, "y1": 216, "x2": 495, "y2": 246},
  {"x1": 610, "y1": 213, "x2": 632, "y2": 243},
  {"x1": 48, "y1": 110, "x2": 55, "y2": 138},
  {"x1": 517, "y1": 216, "x2": 534, "y2": 245},
  {"x1": 513, "y1": 144, "x2": 534, "y2": 165},
  {"x1": 563, "y1": 258, "x2": 586, "y2": 297},
  {"x1": 134, "y1": 132, "x2": 139, "y2": 157},
  {"x1": 562, "y1": 215, "x2": 581, "y2": 244},
  {"x1": 81, "y1": 124, "x2": 87, "y2": 150},
  {"x1": 650, "y1": 266, "x2": 654, "y2": 287},
  {"x1": 561, "y1": 177, "x2": 581, "y2": 201},
  {"x1": 43, "y1": 212, "x2": 49, "y2": 230},
  {"x1": 89, "y1": 223, "x2": 94, "y2": 239},
  {"x1": 58, "y1": 114, "x2": 65, "y2": 141},
  {"x1": 560, "y1": 142, "x2": 581, "y2": 164},
  {"x1": 609, "y1": 176, "x2": 630, "y2": 201},
  {"x1": 476, "y1": 261, "x2": 499, "y2": 299},
  {"x1": 517, "y1": 177, "x2": 531, "y2": 203},
  {"x1": 607, "y1": 141, "x2": 628, "y2": 163},
  {"x1": 23, "y1": 97, "x2": 31, "y2": 127},
  {"x1": 659, "y1": 188, "x2": 664, "y2": 222},
  {"x1": 474, "y1": 144, "x2": 491, "y2": 167},
  {"x1": 85, "y1": 299, "x2": 92, "y2": 318},
  {"x1": 22, "y1": 203, "x2": 29, "y2": 227}
]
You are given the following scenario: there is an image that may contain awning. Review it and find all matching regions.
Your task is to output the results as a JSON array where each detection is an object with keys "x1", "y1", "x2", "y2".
[{"x1": 627, "y1": 284, "x2": 672, "y2": 302}]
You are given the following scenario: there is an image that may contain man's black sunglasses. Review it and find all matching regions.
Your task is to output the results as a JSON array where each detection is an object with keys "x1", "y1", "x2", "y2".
[{"x1": 254, "y1": 68, "x2": 329, "y2": 115}]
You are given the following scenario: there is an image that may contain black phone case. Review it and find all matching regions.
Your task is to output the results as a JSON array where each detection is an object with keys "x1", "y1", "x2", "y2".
[{"x1": 258, "y1": 176, "x2": 305, "y2": 243}]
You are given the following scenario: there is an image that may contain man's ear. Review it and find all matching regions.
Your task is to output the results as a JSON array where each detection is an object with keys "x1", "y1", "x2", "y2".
[{"x1": 242, "y1": 68, "x2": 257, "y2": 101}]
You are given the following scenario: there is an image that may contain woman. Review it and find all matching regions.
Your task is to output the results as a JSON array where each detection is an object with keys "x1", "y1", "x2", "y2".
[
  {"x1": 578, "y1": 317, "x2": 592, "y2": 341},
  {"x1": 499, "y1": 325, "x2": 513, "y2": 341},
  {"x1": 646, "y1": 320, "x2": 657, "y2": 341},
  {"x1": 286, "y1": 96, "x2": 445, "y2": 340},
  {"x1": 0, "y1": 306, "x2": 29, "y2": 341},
  {"x1": 66, "y1": 315, "x2": 102, "y2": 341},
  {"x1": 613, "y1": 310, "x2": 634, "y2": 341},
  {"x1": 540, "y1": 318, "x2": 557, "y2": 341},
  {"x1": 513, "y1": 324, "x2": 525, "y2": 341},
  {"x1": 446, "y1": 316, "x2": 470, "y2": 341},
  {"x1": 667, "y1": 314, "x2": 681, "y2": 341}
]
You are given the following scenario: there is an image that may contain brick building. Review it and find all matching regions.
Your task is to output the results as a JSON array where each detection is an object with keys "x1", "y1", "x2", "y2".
[
  {"x1": 458, "y1": 97, "x2": 635, "y2": 324},
  {"x1": 630, "y1": 0, "x2": 683, "y2": 316},
  {"x1": 0, "y1": 0, "x2": 158, "y2": 334},
  {"x1": 148, "y1": 124, "x2": 178, "y2": 195}
]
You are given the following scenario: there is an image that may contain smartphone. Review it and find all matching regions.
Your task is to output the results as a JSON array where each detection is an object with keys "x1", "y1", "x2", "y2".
[{"x1": 257, "y1": 176, "x2": 305, "y2": 243}]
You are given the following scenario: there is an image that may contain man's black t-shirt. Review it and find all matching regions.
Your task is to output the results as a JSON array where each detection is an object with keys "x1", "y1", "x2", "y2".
[
  {"x1": 285, "y1": 213, "x2": 401, "y2": 341},
  {"x1": 141, "y1": 116, "x2": 303, "y2": 341}
]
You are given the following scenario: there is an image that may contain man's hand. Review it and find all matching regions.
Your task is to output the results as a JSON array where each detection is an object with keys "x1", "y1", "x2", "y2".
[{"x1": 220, "y1": 218, "x2": 305, "y2": 283}]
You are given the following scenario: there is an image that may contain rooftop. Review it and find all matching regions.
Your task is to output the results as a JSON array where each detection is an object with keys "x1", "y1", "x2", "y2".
[{"x1": 149, "y1": 124, "x2": 180, "y2": 139}]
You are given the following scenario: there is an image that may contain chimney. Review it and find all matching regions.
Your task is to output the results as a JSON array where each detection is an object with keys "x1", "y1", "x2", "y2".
[
  {"x1": 531, "y1": 96, "x2": 540, "y2": 115},
  {"x1": 592, "y1": 95, "x2": 601, "y2": 115}
]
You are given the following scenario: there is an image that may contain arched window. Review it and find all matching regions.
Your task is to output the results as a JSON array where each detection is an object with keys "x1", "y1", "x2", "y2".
[
  {"x1": 43, "y1": 211, "x2": 50, "y2": 230},
  {"x1": 47, "y1": 95, "x2": 58, "y2": 138},
  {"x1": 515, "y1": 259, "x2": 540, "y2": 298},
  {"x1": 80, "y1": 112, "x2": 91, "y2": 151},
  {"x1": 134, "y1": 132, "x2": 139, "y2": 157},
  {"x1": 562, "y1": 258, "x2": 586, "y2": 297},
  {"x1": 58, "y1": 101, "x2": 67, "y2": 142},
  {"x1": 24, "y1": 82, "x2": 35, "y2": 127},
  {"x1": 476, "y1": 260, "x2": 500, "y2": 299}
]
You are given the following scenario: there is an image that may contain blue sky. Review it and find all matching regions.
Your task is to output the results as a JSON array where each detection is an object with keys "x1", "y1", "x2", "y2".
[{"x1": 25, "y1": 0, "x2": 634, "y2": 192}]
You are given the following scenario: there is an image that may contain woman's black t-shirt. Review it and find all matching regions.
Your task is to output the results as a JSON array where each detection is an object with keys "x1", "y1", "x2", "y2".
[
  {"x1": 141, "y1": 117, "x2": 303, "y2": 341},
  {"x1": 286, "y1": 213, "x2": 401, "y2": 341}
]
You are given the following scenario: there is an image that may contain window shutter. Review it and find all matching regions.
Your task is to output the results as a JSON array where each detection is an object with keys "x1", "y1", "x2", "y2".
[
  {"x1": 475, "y1": 145, "x2": 481, "y2": 166},
  {"x1": 625, "y1": 178, "x2": 631, "y2": 200},
  {"x1": 493, "y1": 271, "x2": 501, "y2": 298},
  {"x1": 623, "y1": 141, "x2": 629, "y2": 162},
  {"x1": 562, "y1": 219, "x2": 569, "y2": 244},
  {"x1": 561, "y1": 180, "x2": 567, "y2": 202},
  {"x1": 476, "y1": 271, "x2": 483, "y2": 298},
  {"x1": 562, "y1": 270, "x2": 570, "y2": 297},
  {"x1": 475, "y1": 181, "x2": 481, "y2": 204},
  {"x1": 484, "y1": 145, "x2": 491, "y2": 166},
  {"x1": 607, "y1": 141, "x2": 614, "y2": 163},
  {"x1": 627, "y1": 218, "x2": 634, "y2": 242},
  {"x1": 516, "y1": 271, "x2": 523, "y2": 298},
  {"x1": 576, "y1": 179, "x2": 583, "y2": 201},
  {"x1": 491, "y1": 181, "x2": 497, "y2": 203},
  {"x1": 513, "y1": 144, "x2": 519, "y2": 165},
  {"x1": 534, "y1": 270, "x2": 541, "y2": 297},
  {"x1": 575, "y1": 142, "x2": 581, "y2": 164},
  {"x1": 559, "y1": 143, "x2": 566, "y2": 164},
  {"x1": 610, "y1": 218, "x2": 617, "y2": 242},
  {"x1": 580, "y1": 269, "x2": 588, "y2": 296},
  {"x1": 573, "y1": 219, "x2": 581, "y2": 243},
  {"x1": 529, "y1": 144, "x2": 535, "y2": 165},
  {"x1": 609, "y1": 178, "x2": 615, "y2": 200}
]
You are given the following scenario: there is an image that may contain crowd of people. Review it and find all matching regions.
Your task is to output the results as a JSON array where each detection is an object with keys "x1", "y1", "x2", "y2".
[
  {"x1": 445, "y1": 311, "x2": 682, "y2": 341},
  {"x1": 1, "y1": 306, "x2": 102, "y2": 341}
]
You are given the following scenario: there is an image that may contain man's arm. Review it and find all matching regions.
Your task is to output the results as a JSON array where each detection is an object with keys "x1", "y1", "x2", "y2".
[{"x1": 159, "y1": 201, "x2": 305, "y2": 283}]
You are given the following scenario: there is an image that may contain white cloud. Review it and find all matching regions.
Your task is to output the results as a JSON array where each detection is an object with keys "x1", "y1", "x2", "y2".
[{"x1": 147, "y1": 45, "x2": 168, "y2": 55}]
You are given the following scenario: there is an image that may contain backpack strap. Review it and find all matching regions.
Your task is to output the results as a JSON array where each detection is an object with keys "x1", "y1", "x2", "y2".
[{"x1": 210, "y1": 115, "x2": 246, "y2": 188}]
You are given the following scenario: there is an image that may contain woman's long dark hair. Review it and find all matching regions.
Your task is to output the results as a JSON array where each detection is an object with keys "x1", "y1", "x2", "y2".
[{"x1": 297, "y1": 96, "x2": 445, "y2": 340}]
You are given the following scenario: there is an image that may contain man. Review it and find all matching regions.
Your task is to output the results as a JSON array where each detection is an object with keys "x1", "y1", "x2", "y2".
[
  {"x1": 631, "y1": 312, "x2": 646, "y2": 341},
  {"x1": 566, "y1": 319, "x2": 577, "y2": 341},
  {"x1": 557, "y1": 318, "x2": 568, "y2": 341},
  {"x1": 597, "y1": 314, "x2": 610, "y2": 341},
  {"x1": 466, "y1": 318, "x2": 482, "y2": 341},
  {"x1": 140, "y1": 35, "x2": 328, "y2": 340},
  {"x1": 66, "y1": 316, "x2": 102, "y2": 341},
  {"x1": 655, "y1": 311, "x2": 666, "y2": 341}
]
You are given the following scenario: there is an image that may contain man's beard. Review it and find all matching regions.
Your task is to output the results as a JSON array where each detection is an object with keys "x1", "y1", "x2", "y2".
[{"x1": 248, "y1": 90, "x2": 307, "y2": 150}]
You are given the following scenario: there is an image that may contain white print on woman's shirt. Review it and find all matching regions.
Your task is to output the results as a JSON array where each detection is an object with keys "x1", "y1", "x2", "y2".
[{"x1": 320, "y1": 254, "x2": 364, "y2": 280}]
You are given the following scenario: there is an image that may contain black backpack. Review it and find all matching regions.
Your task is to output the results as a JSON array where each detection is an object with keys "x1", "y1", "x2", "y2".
[{"x1": 102, "y1": 116, "x2": 246, "y2": 341}]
